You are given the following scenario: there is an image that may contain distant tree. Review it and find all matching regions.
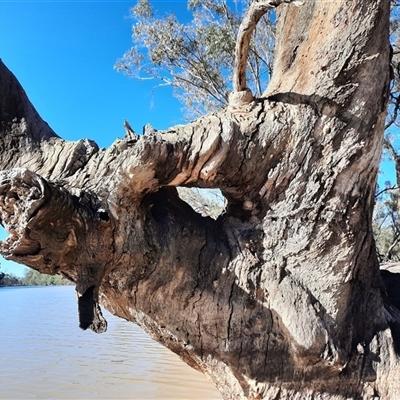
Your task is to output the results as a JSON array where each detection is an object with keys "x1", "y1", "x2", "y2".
[
  {"x1": 386, "y1": 2, "x2": 400, "y2": 129},
  {"x1": 372, "y1": 3, "x2": 400, "y2": 258},
  {"x1": 0, "y1": 266, "x2": 22, "y2": 286},
  {"x1": 177, "y1": 187, "x2": 226, "y2": 219},
  {"x1": 374, "y1": 184, "x2": 400, "y2": 261},
  {"x1": 115, "y1": 0, "x2": 275, "y2": 118},
  {"x1": 21, "y1": 269, "x2": 72, "y2": 286}
]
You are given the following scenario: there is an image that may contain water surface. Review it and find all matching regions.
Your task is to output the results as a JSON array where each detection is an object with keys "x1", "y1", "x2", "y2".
[{"x1": 0, "y1": 286, "x2": 221, "y2": 399}]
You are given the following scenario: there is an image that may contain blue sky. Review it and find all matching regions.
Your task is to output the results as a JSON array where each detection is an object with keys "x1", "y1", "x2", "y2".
[
  {"x1": 0, "y1": 1, "x2": 189, "y2": 147},
  {"x1": 0, "y1": 0, "x2": 397, "y2": 277}
]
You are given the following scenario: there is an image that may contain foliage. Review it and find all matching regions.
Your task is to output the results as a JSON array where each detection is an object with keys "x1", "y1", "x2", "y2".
[
  {"x1": 177, "y1": 187, "x2": 226, "y2": 219},
  {"x1": 374, "y1": 4, "x2": 400, "y2": 261},
  {"x1": 0, "y1": 266, "x2": 72, "y2": 287},
  {"x1": 0, "y1": 269, "x2": 22, "y2": 287},
  {"x1": 21, "y1": 269, "x2": 73, "y2": 286},
  {"x1": 374, "y1": 184, "x2": 400, "y2": 261},
  {"x1": 387, "y1": 2, "x2": 400, "y2": 129},
  {"x1": 115, "y1": 0, "x2": 275, "y2": 118},
  {"x1": 117, "y1": 0, "x2": 400, "y2": 124}
]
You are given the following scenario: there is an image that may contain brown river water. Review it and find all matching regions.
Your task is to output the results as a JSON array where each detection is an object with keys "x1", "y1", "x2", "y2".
[{"x1": 0, "y1": 285, "x2": 221, "y2": 400}]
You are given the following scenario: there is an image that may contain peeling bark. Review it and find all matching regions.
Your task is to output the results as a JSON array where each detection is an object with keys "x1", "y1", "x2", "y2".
[{"x1": 0, "y1": 0, "x2": 399, "y2": 399}]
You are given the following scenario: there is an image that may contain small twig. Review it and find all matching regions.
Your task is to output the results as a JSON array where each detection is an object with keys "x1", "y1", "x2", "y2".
[{"x1": 375, "y1": 185, "x2": 399, "y2": 198}]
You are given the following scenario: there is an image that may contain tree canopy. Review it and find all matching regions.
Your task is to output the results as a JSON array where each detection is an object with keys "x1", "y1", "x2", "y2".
[
  {"x1": 0, "y1": 266, "x2": 72, "y2": 287},
  {"x1": 115, "y1": 0, "x2": 275, "y2": 118}
]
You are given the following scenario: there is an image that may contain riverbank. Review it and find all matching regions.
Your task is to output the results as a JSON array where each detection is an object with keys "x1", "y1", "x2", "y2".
[{"x1": 0, "y1": 268, "x2": 72, "y2": 287}]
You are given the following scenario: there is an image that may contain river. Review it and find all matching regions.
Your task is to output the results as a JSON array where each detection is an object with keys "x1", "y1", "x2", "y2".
[{"x1": 0, "y1": 286, "x2": 221, "y2": 399}]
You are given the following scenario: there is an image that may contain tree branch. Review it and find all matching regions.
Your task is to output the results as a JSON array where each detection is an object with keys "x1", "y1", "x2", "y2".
[{"x1": 230, "y1": 0, "x2": 302, "y2": 108}]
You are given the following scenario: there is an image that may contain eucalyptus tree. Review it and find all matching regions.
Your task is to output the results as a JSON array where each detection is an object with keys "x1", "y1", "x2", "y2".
[
  {"x1": 1, "y1": 1, "x2": 399, "y2": 399},
  {"x1": 374, "y1": 2, "x2": 400, "y2": 260},
  {"x1": 374, "y1": 186, "x2": 400, "y2": 261},
  {"x1": 115, "y1": 0, "x2": 275, "y2": 118}
]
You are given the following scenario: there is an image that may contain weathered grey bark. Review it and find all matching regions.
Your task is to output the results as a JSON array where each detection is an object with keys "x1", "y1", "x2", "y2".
[{"x1": 0, "y1": 0, "x2": 399, "y2": 398}]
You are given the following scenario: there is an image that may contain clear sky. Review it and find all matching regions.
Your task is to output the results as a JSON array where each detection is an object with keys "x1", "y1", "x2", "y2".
[{"x1": 0, "y1": 0, "x2": 397, "y2": 277}]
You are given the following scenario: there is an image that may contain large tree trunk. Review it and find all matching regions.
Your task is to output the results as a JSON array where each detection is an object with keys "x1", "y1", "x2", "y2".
[{"x1": 1, "y1": 0, "x2": 399, "y2": 398}]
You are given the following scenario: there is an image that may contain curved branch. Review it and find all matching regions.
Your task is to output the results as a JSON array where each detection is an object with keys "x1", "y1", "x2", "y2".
[{"x1": 230, "y1": 0, "x2": 302, "y2": 108}]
